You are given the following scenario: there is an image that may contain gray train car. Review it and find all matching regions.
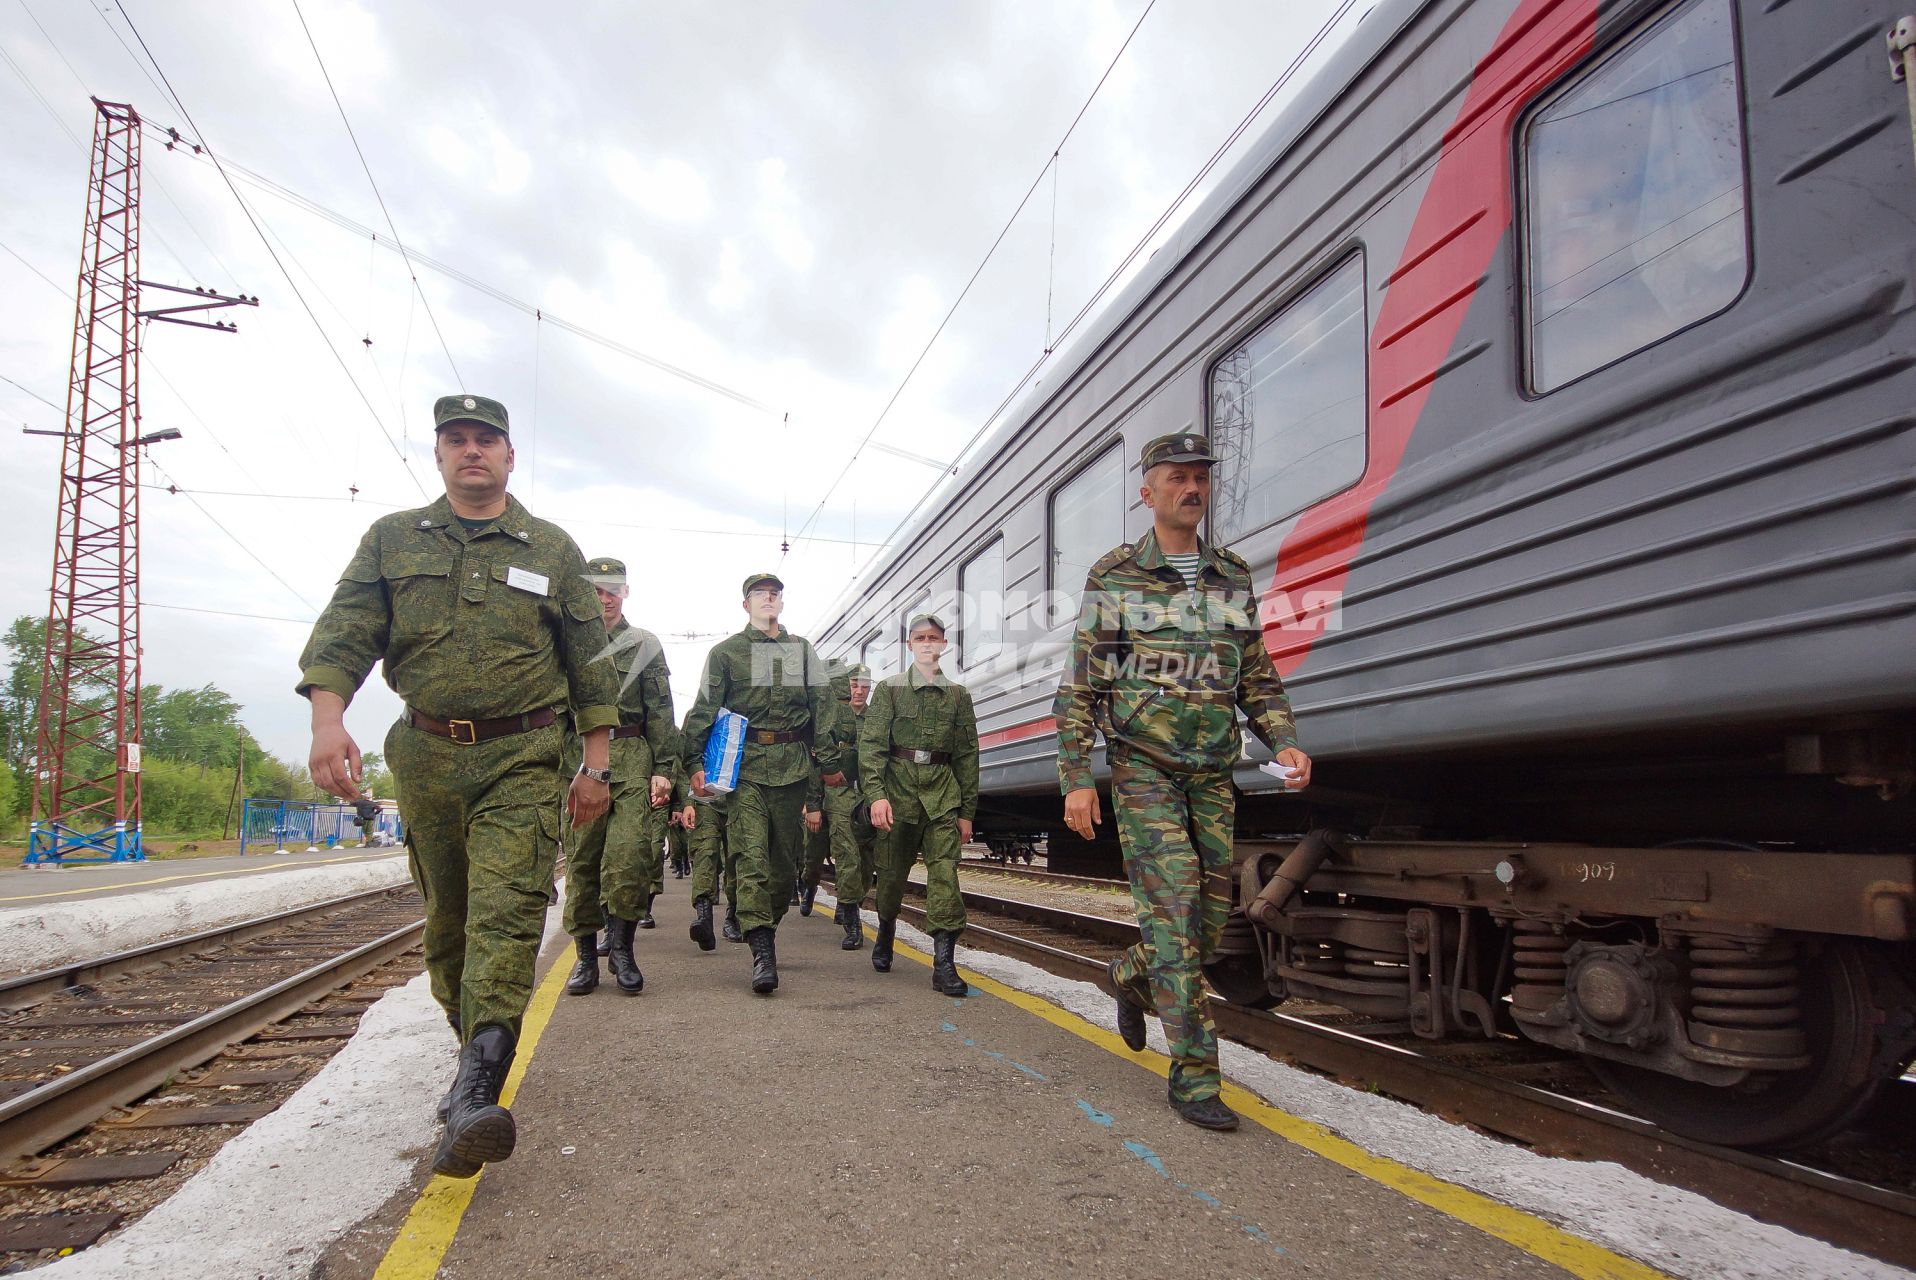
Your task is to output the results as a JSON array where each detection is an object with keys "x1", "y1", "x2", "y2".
[{"x1": 814, "y1": 0, "x2": 1916, "y2": 1148}]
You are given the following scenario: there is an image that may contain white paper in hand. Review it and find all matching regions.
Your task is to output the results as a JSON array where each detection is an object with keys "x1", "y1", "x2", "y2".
[{"x1": 1260, "y1": 761, "x2": 1300, "y2": 788}]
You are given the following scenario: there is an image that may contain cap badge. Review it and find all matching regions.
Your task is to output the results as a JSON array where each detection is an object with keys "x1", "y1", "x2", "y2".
[
  {"x1": 463, "y1": 397, "x2": 477, "y2": 410},
  {"x1": 1184, "y1": 436, "x2": 1195, "y2": 450}
]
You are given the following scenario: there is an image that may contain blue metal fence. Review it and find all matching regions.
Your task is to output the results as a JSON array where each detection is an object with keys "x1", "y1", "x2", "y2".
[{"x1": 239, "y1": 799, "x2": 404, "y2": 855}]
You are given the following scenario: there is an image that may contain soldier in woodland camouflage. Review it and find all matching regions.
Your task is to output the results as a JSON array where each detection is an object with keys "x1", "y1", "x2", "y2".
[
  {"x1": 804, "y1": 661, "x2": 877, "y2": 950},
  {"x1": 682, "y1": 572, "x2": 842, "y2": 993},
  {"x1": 299, "y1": 393, "x2": 616, "y2": 1177},
  {"x1": 1053, "y1": 432, "x2": 1313, "y2": 1132},
  {"x1": 560, "y1": 557, "x2": 678, "y2": 997},
  {"x1": 865, "y1": 615, "x2": 979, "y2": 994}
]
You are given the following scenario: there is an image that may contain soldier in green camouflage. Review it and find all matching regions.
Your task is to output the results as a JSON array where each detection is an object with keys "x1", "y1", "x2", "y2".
[
  {"x1": 300, "y1": 393, "x2": 617, "y2": 1177},
  {"x1": 1054, "y1": 432, "x2": 1313, "y2": 1132},
  {"x1": 667, "y1": 810, "x2": 691, "y2": 879},
  {"x1": 685, "y1": 784, "x2": 739, "y2": 947},
  {"x1": 864, "y1": 615, "x2": 979, "y2": 994},
  {"x1": 803, "y1": 661, "x2": 877, "y2": 949},
  {"x1": 560, "y1": 557, "x2": 678, "y2": 997},
  {"x1": 682, "y1": 572, "x2": 842, "y2": 993}
]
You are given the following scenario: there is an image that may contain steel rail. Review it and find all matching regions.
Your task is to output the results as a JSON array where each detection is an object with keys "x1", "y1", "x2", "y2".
[
  {"x1": 0, "y1": 882, "x2": 415, "y2": 1010},
  {"x1": 883, "y1": 884, "x2": 1916, "y2": 1269},
  {"x1": 0, "y1": 917, "x2": 423, "y2": 1164}
]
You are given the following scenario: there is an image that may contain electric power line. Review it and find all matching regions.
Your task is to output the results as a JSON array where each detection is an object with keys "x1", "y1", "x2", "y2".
[
  {"x1": 288, "y1": 0, "x2": 464, "y2": 390},
  {"x1": 144, "y1": 458, "x2": 323, "y2": 613}
]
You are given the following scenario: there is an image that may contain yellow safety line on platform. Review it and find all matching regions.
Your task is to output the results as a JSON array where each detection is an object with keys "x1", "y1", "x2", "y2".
[
  {"x1": 0, "y1": 852, "x2": 401, "y2": 903},
  {"x1": 886, "y1": 933, "x2": 1669, "y2": 1280},
  {"x1": 372, "y1": 941, "x2": 572, "y2": 1280}
]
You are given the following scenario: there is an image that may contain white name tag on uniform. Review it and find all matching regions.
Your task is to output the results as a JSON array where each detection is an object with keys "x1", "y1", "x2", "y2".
[{"x1": 506, "y1": 566, "x2": 549, "y2": 595}]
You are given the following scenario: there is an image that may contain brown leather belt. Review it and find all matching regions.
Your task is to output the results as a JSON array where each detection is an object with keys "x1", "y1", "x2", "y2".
[
  {"x1": 610, "y1": 724, "x2": 648, "y2": 741},
  {"x1": 749, "y1": 728, "x2": 805, "y2": 745},
  {"x1": 406, "y1": 706, "x2": 557, "y2": 745},
  {"x1": 891, "y1": 746, "x2": 951, "y2": 766}
]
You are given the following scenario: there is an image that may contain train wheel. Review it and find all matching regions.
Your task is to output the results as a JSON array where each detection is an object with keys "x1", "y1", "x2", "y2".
[
  {"x1": 1203, "y1": 954, "x2": 1280, "y2": 1010},
  {"x1": 1587, "y1": 939, "x2": 1887, "y2": 1150}
]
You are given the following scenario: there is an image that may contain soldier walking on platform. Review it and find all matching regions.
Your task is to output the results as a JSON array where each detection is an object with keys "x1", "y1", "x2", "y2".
[
  {"x1": 1054, "y1": 433, "x2": 1312, "y2": 1132},
  {"x1": 683, "y1": 573, "x2": 842, "y2": 993},
  {"x1": 865, "y1": 615, "x2": 979, "y2": 994},
  {"x1": 684, "y1": 783, "x2": 739, "y2": 947},
  {"x1": 561, "y1": 557, "x2": 678, "y2": 997},
  {"x1": 667, "y1": 812, "x2": 692, "y2": 878},
  {"x1": 299, "y1": 394, "x2": 617, "y2": 1177},
  {"x1": 804, "y1": 661, "x2": 876, "y2": 950}
]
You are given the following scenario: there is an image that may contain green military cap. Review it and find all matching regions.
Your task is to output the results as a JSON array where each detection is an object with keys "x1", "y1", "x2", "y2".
[
  {"x1": 1139, "y1": 431, "x2": 1217, "y2": 472},
  {"x1": 742, "y1": 571, "x2": 784, "y2": 597},
  {"x1": 906, "y1": 612, "x2": 948, "y2": 636},
  {"x1": 585, "y1": 556, "x2": 626, "y2": 587},
  {"x1": 433, "y1": 393, "x2": 511, "y2": 436},
  {"x1": 846, "y1": 663, "x2": 872, "y2": 682}
]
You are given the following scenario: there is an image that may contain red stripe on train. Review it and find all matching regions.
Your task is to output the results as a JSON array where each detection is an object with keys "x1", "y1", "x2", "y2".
[
  {"x1": 978, "y1": 717, "x2": 1056, "y2": 751},
  {"x1": 1262, "y1": 0, "x2": 1598, "y2": 676}
]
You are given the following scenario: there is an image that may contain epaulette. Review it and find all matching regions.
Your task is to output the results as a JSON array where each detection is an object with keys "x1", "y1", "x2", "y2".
[
  {"x1": 1090, "y1": 543, "x2": 1136, "y2": 575},
  {"x1": 1217, "y1": 545, "x2": 1252, "y2": 571}
]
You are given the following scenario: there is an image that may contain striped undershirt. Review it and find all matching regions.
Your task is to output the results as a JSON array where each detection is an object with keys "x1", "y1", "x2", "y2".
[{"x1": 1164, "y1": 550, "x2": 1203, "y2": 592}]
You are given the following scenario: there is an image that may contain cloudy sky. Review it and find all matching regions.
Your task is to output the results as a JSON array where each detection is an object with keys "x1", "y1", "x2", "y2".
[{"x1": 0, "y1": 0, "x2": 1357, "y2": 770}]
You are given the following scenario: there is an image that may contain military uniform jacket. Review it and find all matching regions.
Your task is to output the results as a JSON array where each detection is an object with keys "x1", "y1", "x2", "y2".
[
  {"x1": 682, "y1": 624, "x2": 840, "y2": 788},
  {"x1": 806, "y1": 682, "x2": 865, "y2": 808},
  {"x1": 860, "y1": 666, "x2": 979, "y2": 823},
  {"x1": 297, "y1": 493, "x2": 619, "y2": 732},
  {"x1": 1053, "y1": 528, "x2": 1297, "y2": 792},
  {"x1": 573, "y1": 617, "x2": 679, "y2": 780}
]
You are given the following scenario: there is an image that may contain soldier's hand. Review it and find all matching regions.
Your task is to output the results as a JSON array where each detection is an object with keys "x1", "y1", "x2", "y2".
[
  {"x1": 310, "y1": 723, "x2": 364, "y2": 802},
  {"x1": 568, "y1": 772, "x2": 610, "y2": 828},
  {"x1": 958, "y1": 817, "x2": 974, "y2": 844},
  {"x1": 821, "y1": 770, "x2": 846, "y2": 788},
  {"x1": 1063, "y1": 787, "x2": 1101, "y2": 840},
  {"x1": 869, "y1": 798, "x2": 895, "y2": 831},
  {"x1": 803, "y1": 808, "x2": 823, "y2": 834},
  {"x1": 1274, "y1": 747, "x2": 1313, "y2": 791},
  {"x1": 691, "y1": 769, "x2": 711, "y2": 798},
  {"x1": 650, "y1": 774, "x2": 672, "y2": 807},
  {"x1": 678, "y1": 805, "x2": 698, "y2": 830}
]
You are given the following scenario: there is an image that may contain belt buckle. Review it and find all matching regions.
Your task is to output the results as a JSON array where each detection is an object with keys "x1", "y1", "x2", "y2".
[
  {"x1": 447, "y1": 718, "x2": 478, "y2": 745},
  {"x1": 912, "y1": 748, "x2": 933, "y2": 765}
]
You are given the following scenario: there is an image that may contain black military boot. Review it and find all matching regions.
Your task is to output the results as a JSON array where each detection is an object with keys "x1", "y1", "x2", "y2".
[
  {"x1": 690, "y1": 895, "x2": 716, "y2": 951},
  {"x1": 722, "y1": 902, "x2": 743, "y2": 943},
  {"x1": 799, "y1": 877, "x2": 817, "y2": 916},
  {"x1": 437, "y1": 1015, "x2": 461, "y2": 1121},
  {"x1": 432, "y1": 1025, "x2": 517, "y2": 1178},
  {"x1": 1171, "y1": 1088, "x2": 1240, "y2": 1132},
  {"x1": 871, "y1": 916, "x2": 896, "y2": 973},
  {"x1": 838, "y1": 902, "x2": 863, "y2": 951},
  {"x1": 595, "y1": 928, "x2": 610, "y2": 957},
  {"x1": 1107, "y1": 958, "x2": 1147, "y2": 1052},
  {"x1": 605, "y1": 915, "x2": 644, "y2": 994},
  {"x1": 637, "y1": 891, "x2": 657, "y2": 930},
  {"x1": 931, "y1": 930, "x2": 967, "y2": 996},
  {"x1": 746, "y1": 926, "x2": 779, "y2": 994},
  {"x1": 564, "y1": 933, "x2": 599, "y2": 996}
]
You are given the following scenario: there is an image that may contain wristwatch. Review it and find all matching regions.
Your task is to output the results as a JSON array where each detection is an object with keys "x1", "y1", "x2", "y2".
[{"x1": 579, "y1": 764, "x2": 612, "y2": 783}]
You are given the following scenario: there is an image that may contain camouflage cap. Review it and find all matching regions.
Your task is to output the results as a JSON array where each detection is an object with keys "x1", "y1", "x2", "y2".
[
  {"x1": 906, "y1": 612, "x2": 948, "y2": 637},
  {"x1": 742, "y1": 571, "x2": 784, "y2": 598},
  {"x1": 1139, "y1": 431, "x2": 1216, "y2": 472},
  {"x1": 433, "y1": 394, "x2": 511, "y2": 436},
  {"x1": 585, "y1": 557, "x2": 626, "y2": 587},
  {"x1": 846, "y1": 662, "x2": 872, "y2": 682}
]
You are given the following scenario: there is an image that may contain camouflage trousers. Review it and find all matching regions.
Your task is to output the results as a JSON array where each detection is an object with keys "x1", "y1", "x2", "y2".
[
  {"x1": 667, "y1": 821, "x2": 691, "y2": 875},
  {"x1": 1108, "y1": 754, "x2": 1234, "y2": 1103},
  {"x1": 560, "y1": 782, "x2": 660, "y2": 935},
  {"x1": 874, "y1": 807, "x2": 965, "y2": 933},
  {"x1": 385, "y1": 717, "x2": 562, "y2": 1045},
  {"x1": 729, "y1": 777, "x2": 808, "y2": 933},
  {"x1": 816, "y1": 782, "x2": 875, "y2": 909},
  {"x1": 688, "y1": 801, "x2": 737, "y2": 904}
]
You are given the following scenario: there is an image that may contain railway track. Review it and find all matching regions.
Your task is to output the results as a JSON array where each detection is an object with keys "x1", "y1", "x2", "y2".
[
  {"x1": 873, "y1": 876, "x2": 1916, "y2": 1270},
  {"x1": 0, "y1": 885, "x2": 425, "y2": 1260}
]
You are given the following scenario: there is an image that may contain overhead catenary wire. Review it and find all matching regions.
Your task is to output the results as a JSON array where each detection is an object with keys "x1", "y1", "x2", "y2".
[
  {"x1": 144, "y1": 458, "x2": 323, "y2": 614},
  {"x1": 109, "y1": 0, "x2": 429, "y2": 499},
  {"x1": 288, "y1": 0, "x2": 464, "y2": 391},
  {"x1": 783, "y1": 0, "x2": 1158, "y2": 561}
]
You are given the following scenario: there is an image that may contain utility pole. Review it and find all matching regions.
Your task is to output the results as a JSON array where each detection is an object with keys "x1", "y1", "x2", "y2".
[
  {"x1": 24, "y1": 99, "x2": 255, "y2": 866},
  {"x1": 222, "y1": 724, "x2": 245, "y2": 842}
]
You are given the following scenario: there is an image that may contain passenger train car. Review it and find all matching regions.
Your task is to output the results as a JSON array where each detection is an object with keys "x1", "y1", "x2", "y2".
[{"x1": 814, "y1": 0, "x2": 1916, "y2": 1149}]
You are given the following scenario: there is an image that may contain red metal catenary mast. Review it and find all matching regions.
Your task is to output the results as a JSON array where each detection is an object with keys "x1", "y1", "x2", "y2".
[{"x1": 27, "y1": 100, "x2": 147, "y2": 865}]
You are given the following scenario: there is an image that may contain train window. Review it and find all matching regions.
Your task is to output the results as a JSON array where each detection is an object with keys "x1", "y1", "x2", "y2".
[
  {"x1": 1048, "y1": 443, "x2": 1124, "y2": 625},
  {"x1": 1208, "y1": 254, "x2": 1367, "y2": 544},
  {"x1": 858, "y1": 630, "x2": 890, "y2": 680},
  {"x1": 959, "y1": 538, "x2": 1004, "y2": 670},
  {"x1": 1523, "y1": 0, "x2": 1747, "y2": 392}
]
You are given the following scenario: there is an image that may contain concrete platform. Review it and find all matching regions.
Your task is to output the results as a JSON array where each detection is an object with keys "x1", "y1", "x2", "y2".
[
  {"x1": 367, "y1": 903, "x2": 1630, "y2": 1280},
  {"x1": 0, "y1": 848, "x2": 400, "y2": 906}
]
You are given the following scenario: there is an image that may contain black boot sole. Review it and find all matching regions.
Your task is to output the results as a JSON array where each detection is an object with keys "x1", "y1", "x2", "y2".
[
  {"x1": 872, "y1": 955, "x2": 892, "y2": 972},
  {"x1": 751, "y1": 973, "x2": 778, "y2": 994},
  {"x1": 616, "y1": 974, "x2": 644, "y2": 995},
  {"x1": 432, "y1": 1106, "x2": 516, "y2": 1178},
  {"x1": 690, "y1": 918, "x2": 715, "y2": 951},
  {"x1": 841, "y1": 935, "x2": 863, "y2": 950}
]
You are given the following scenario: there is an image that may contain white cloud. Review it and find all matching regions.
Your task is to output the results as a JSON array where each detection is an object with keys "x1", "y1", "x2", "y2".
[
  {"x1": 606, "y1": 150, "x2": 713, "y2": 221},
  {"x1": 755, "y1": 157, "x2": 815, "y2": 274}
]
